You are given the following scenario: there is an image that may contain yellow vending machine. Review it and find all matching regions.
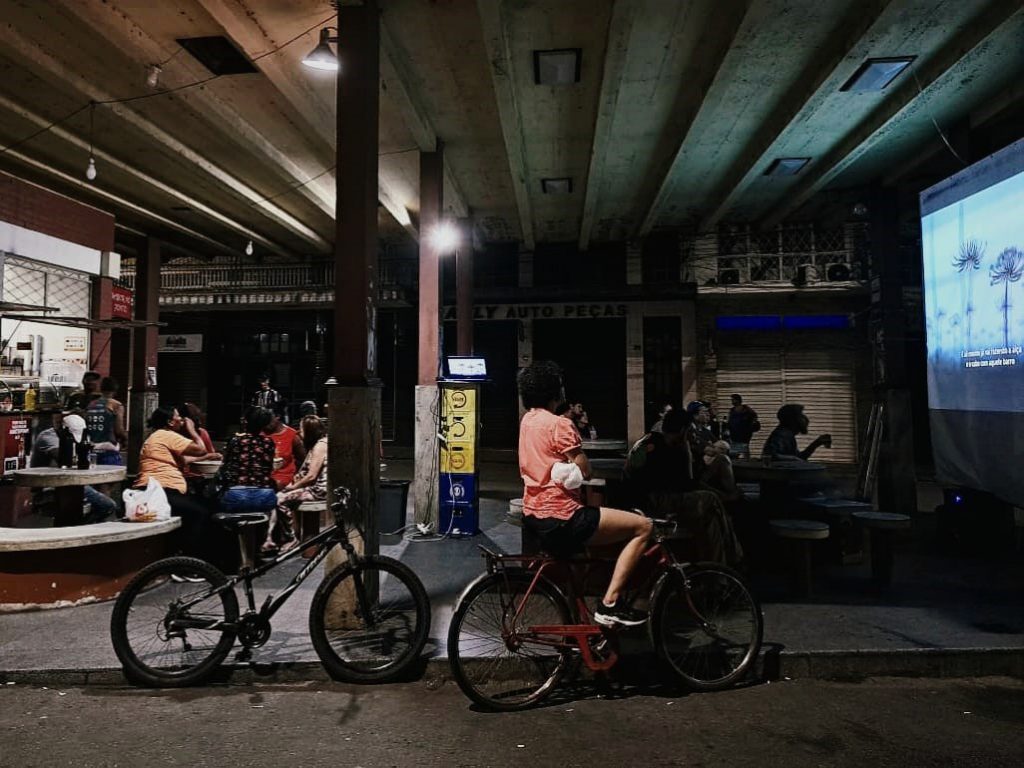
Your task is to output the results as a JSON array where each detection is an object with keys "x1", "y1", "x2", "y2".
[{"x1": 438, "y1": 356, "x2": 488, "y2": 536}]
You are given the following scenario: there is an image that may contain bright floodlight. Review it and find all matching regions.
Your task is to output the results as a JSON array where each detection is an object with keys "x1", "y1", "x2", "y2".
[
  {"x1": 430, "y1": 221, "x2": 459, "y2": 252},
  {"x1": 302, "y1": 29, "x2": 339, "y2": 72}
]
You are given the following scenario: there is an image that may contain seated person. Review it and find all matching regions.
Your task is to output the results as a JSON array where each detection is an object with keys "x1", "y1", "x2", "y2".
[
  {"x1": 519, "y1": 362, "x2": 652, "y2": 628},
  {"x1": 136, "y1": 406, "x2": 218, "y2": 557},
  {"x1": 30, "y1": 412, "x2": 116, "y2": 524},
  {"x1": 762, "y1": 404, "x2": 831, "y2": 462},
  {"x1": 700, "y1": 440, "x2": 742, "y2": 503},
  {"x1": 180, "y1": 402, "x2": 222, "y2": 485},
  {"x1": 84, "y1": 377, "x2": 128, "y2": 466},
  {"x1": 217, "y1": 407, "x2": 280, "y2": 551},
  {"x1": 626, "y1": 410, "x2": 743, "y2": 566},
  {"x1": 276, "y1": 416, "x2": 328, "y2": 541},
  {"x1": 649, "y1": 402, "x2": 673, "y2": 434},
  {"x1": 686, "y1": 401, "x2": 715, "y2": 476}
]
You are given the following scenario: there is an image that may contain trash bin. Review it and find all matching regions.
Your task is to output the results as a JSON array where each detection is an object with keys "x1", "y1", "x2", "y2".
[{"x1": 379, "y1": 480, "x2": 410, "y2": 535}]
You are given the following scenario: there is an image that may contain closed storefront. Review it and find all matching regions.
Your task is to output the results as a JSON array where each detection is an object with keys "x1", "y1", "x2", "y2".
[{"x1": 718, "y1": 344, "x2": 858, "y2": 463}]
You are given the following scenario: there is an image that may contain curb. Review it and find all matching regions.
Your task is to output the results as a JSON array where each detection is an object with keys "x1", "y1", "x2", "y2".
[{"x1": 3, "y1": 647, "x2": 1023, "y2": 688}]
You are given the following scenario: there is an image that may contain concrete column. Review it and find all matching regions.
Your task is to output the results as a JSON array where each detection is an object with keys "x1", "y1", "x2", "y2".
[
  {"x1": 870, "y1": 187, "x2": 917, "y2": 515},
  {"x1": 413, "y1": 144, "x2": 444, "y2": 529},
  {"x1": 680, "y1": 300, "x2": 699, "y2": 406},
  {"x1": 326, "y1": 0, "x2": 381, "y2": 571},
  {"x1": 625, "y1": 306, "x2": 644, "y2": 443},
  {"x1": 518, "y1": 249, "x2": 533, "y2": 289},
  {"x1": 456, "y1": 219, "x2": 474, "y2": 356},
  {"x1": 90, "y1": 276, "x2": 113, "y2": 376},
  {"x1": 517, "y1": 318, "x2": 532, "y2": 420},
  {"x1": 626, "y1": 239, "x2": 643, "y2": 286},
  {"x1": 127, "y1": 238, "x2": 160, "y2": 473}
]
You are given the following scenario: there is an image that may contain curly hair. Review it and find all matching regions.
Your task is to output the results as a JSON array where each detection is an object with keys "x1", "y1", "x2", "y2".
[{"x1": 517, "y1": 361, "x2": 565, "y2": 410}]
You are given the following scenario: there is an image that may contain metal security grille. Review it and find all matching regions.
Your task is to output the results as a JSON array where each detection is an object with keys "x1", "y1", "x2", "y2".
[
  {"x1": 718, "y1": 346, "x2": 857, "y2": 463},
  {"x1": 2, "y1": 257, "x2": 90, "y2": 315}
]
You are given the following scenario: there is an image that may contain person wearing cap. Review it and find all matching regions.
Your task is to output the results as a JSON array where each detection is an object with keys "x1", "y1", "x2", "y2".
[{"x1": 762, "y1": 403, "x2": 832, "y2": 461}]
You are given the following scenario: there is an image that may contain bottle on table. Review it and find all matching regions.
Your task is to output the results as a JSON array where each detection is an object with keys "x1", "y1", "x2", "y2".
[{"x1": 77, "y1": 433, "x2": 93, "y2": 470}]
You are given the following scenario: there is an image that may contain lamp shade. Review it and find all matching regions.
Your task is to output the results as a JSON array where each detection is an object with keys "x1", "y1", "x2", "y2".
[{"x1": 302, "y1": 29, "x2": 338, "y2": 72}]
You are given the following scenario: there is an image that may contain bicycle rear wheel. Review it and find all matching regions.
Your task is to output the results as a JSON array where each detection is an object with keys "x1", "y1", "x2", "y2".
[
  {"x1": 652, "y1": 564, "x2": 762, "y2": 691},
  {"x1": 309, "y1": 555, "x2": 430, "y2": 683},
  {"x1": 448, "y1": 571, "x2": 573, "y2": 711},
  {"x1": 110, "y1": 556, "x2": 238, "y2": 688}
]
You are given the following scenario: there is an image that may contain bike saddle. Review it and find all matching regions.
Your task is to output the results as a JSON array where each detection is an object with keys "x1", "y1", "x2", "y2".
[{"x1": 212, "y1": 511, "x2": 270, "y2": 531}]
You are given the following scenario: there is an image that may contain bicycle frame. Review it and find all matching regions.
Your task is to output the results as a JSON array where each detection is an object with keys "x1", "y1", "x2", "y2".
[
  {"x1": 168, "y1": 520, "x2": 359, "y2": 634},
  {"x1": 479, "y1": 531, "x2": 685, "y2": 673}
]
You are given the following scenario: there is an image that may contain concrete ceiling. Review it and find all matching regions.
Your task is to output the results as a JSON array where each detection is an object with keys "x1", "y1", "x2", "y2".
[{"x1": 0, "y1": 0, "x2": 1021, "y2": 261}]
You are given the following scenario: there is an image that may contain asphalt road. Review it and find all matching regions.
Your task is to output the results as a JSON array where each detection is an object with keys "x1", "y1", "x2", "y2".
[{"x1": 1, "y1": 676, "x2": 1022, "y2": 767}]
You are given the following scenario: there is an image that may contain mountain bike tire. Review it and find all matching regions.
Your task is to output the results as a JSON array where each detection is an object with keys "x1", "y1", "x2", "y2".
[
  {"x1": 652, "y1": 563, "x2": 763, "y2": 691},
  {"x1": 448, "y1": 571, "x2": 574, "y2": 711},
  {"x1": 309, "y1": 555, "x2": 430, "y2": 683},
  {"x1": 110, "y1": 556, "x2": 238, "y2": 688}
]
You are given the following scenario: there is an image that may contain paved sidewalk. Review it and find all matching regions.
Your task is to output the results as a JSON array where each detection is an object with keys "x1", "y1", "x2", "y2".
[{"x1": 1, "y1": 462, "x2": 1022, "y2": 685}]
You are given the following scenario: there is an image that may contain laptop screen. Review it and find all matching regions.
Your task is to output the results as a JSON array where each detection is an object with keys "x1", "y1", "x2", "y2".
[{"x1": 445, "y1": 356, "x2": 487, "y2": 379}]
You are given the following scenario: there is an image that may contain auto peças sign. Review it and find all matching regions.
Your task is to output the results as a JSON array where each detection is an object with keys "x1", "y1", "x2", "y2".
[{"x1": 442, "y1": 303, "x2": 627, "y2": 321}]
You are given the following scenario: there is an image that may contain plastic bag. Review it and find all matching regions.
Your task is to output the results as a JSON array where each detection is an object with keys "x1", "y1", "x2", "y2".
[
  {"x1": 122, "y1": 477, "x2": 172, "y2": 522},
  {"x1": 551, "y1": 461, "x2": 584, "y2": 490}
]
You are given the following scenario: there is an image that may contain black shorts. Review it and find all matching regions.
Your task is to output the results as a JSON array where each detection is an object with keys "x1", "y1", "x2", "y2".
[{"x1": 524, "y1": 506, "x2": 601, "y2": 556}]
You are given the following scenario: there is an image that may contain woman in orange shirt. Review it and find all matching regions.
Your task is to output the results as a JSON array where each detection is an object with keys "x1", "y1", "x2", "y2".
[
  {"x1": 264, "y1": 411, "x2": 306, "y2": 490},
  {"x1": 518, "y1": 361, "x2": 652, "y2": 628}
]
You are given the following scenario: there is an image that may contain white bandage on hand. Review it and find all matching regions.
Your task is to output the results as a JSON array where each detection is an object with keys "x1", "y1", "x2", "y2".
[{"x1": 551, "y1": 461, "x2": 584, "y2": 490}]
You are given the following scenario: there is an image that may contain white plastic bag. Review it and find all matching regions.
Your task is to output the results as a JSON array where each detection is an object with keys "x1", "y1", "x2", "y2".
[
  {"x1": 551, "y1": 461, "x2": 584, "y2": 490},
  {"x1": 122, "y1": 477, "x2": 172, "y2": 522}
]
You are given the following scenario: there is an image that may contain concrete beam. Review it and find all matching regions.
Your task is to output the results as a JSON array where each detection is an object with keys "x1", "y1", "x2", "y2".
[
  {"x1": 0, "y1": 22, "x2": 328, "y2": 252},
  {"x1": 579, "y1": 0, "x2": 638, "y2": 251},
  {"x1": 58, "y1": 0, "x2": 335, "y2": 220},
  {"x1": 699, "y1": 0, "x2": 894, "y2": 231},
  {"x1": 477, "y1": 0, "x2": 535, "y2": 250},
  {"x1": 636, "y1": 1, "x2": 753, "y2": 237},
  {"x1": 196, "y1": 0, "x2": 417, "y2": 241},
  {"x1": 0, "y1": 95, "x2": 290, "y2": 255},
  {"x1": 759, "y1": 1, "x2": 1024, "y2": 229}
]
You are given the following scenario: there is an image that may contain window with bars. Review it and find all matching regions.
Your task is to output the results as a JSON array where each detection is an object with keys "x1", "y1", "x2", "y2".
[{"x1": 1, "y1": 258, "x2": 90, "y2": 315}]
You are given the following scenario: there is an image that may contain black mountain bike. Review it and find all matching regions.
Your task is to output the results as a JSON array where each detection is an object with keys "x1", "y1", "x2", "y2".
[{"x1": 110, "y1": 487, "x2": 430, "y2": 687}]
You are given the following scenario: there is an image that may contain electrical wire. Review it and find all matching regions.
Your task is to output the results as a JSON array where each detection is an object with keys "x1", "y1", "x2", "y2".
[{"x1": 911, "y1": 65, "x2": 968, "y2": 167}]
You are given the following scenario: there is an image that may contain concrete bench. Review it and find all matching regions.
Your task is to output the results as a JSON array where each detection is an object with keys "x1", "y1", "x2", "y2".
[
  {"x1": 0, "y1": 518, "x2": 181, "y2": 610},
  {"x1": 770, "y1": 519, "x2": 830, "y2": 598}
]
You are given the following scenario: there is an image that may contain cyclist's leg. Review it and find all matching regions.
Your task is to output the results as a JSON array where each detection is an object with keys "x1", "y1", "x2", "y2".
[{"x1": 586, "y1": 507, "x2": 653, "y2": 605}]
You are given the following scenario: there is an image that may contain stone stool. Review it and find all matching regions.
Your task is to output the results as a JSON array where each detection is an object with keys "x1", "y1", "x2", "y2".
[
  {"x1": 770, "y1": 519, "x2": 830, "y2": 598},
  {"x1": 852, "y1": 511, "x2": 911, "y2": 590},
  {"x1": 297, "y1": 500, "x2": 327, "y2": 558},
  {"x1": 507, "y1": 497, "x2": 524, "y2": 527}
]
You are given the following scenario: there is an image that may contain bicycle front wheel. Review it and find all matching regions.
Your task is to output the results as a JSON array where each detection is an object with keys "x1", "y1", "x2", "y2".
[
  {"x1": 652, "y1": 564, "x2": 762, "y2": 691},
  {"x1": 309, "y1": 555, "x2": 430, "y2": 683},
  {"x1": 110, "y1": 556, "x2": 239, "y2": 688},
  {"x1": 448, "y1": 571, "x2": 574, "y2": 711}
]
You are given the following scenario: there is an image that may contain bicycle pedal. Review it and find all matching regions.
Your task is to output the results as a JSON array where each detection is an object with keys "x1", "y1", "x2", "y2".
[{"x1": 235, "y1": 648, "x2": 253, "y2": 663}]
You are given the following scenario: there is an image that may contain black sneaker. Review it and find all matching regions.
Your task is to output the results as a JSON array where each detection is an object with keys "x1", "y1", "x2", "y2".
[{"x1": 593, "y1": 601, "x2": 647, "y2": 628}]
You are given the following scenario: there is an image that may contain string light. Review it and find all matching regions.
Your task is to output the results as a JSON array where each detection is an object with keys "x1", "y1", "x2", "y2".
[
  {"x1": 245, "y1": 240, "x2": 254, "y2": 256},
  {"x1": 85, "y1": 102, "x2": 97, "y2": 182},
  {"x1": 146, "y1": 64, "x2": 162, "y2": 89}
]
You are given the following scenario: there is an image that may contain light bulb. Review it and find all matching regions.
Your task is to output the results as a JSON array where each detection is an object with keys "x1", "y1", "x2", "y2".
[
  {"x1": 146, "y1": 65, "x2": 161, "y2": 89},
  {"x1": 85, "y1": 156, "x2": 97, "y2": 181},
  {"x1": 245, "y1": 240, "x2": 254, "y2": 256},
  {"x1": 429, "y1": 221, "x2": 459, "y2": 252}
]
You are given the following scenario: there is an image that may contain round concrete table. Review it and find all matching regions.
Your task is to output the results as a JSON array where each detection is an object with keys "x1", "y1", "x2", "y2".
[
  {"x1": 733, "y1": 459, "x2": 828, "y2": 506},
  {"x1": 10, "y1": 466, "x2": 127, "y2": 527}
]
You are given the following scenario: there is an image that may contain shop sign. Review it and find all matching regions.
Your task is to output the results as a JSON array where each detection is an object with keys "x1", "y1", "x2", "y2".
[
  {"x1": 111, "y1": 286, "x2": 133, "y2": 319},
  {"x1": 442, "y1": 303, "x2": 628, "y2": 321},
  {"x1": 158, "y1": 334, "x2": 203, "y2": 353},
  {"x1": 63, "y1": 337, "x2": 86, "y2": 352},
  {"x1": 1, "y1": 417, "x2": 29, "y2": 474}
]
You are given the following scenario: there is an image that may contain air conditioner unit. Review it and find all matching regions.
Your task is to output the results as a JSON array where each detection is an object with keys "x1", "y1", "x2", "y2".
[
  {"x1": 718, "y1": 268, "x2": 741, "y2": 285},
  {"x1": 826, "y1": 262, "x2": 853, "y2": 281}
]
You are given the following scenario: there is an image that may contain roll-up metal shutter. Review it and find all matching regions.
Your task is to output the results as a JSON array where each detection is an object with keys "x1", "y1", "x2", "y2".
[
  {"x1": 717, "y1": 348, "x2": 783, "y2": 458},
  {"x1": 782, "y1": 349, "x2": 857, "y2": 463},
  {"x1": 718, "y1": 346, "x2": 857, "y2": 463}
]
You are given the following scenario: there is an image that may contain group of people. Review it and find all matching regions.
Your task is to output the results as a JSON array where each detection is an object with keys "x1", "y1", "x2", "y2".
[
  {"x1": 515, "y1": 360, "x2": 835, "y2": 627},
  {"x1": 132, "y1": 401, "x2": 329, "y2": 566}
]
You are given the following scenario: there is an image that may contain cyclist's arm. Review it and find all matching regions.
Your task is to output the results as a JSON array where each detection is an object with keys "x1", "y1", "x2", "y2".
[{"x1": 563, "y1": 446, "x2": 592, "y2": 480}]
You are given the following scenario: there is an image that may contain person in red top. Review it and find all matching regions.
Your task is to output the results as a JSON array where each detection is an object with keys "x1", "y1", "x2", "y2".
[
  {"x1": 264, "y1": 411, "x2": 306, "y2": 490},
  {"x1": 518, "y1": 361, "x2": 653, "y2": 627}
]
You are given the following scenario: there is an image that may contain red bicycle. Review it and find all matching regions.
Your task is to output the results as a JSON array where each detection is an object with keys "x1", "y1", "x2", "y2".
[{"x1": 447, "y1": 518, "x2": 762, "y2": 710}]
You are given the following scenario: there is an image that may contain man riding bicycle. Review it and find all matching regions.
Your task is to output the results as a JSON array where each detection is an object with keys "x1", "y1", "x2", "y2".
[{"x1": 517, "y1": 361, "x2": 653, "y2": 627}]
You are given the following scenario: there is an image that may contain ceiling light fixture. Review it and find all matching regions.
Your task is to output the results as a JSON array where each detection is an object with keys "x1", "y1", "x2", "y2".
[
  {"x1": 146, "y1": 64, "x2": 162, "y2": 89},
  {"x1": 302, "y1": 28, "x2": 340, "y2": 72},
  {"x1": 533, "y1": 49, "x2": 582, "y2": 85},
  {"x1": 429, "y1": 221, "x2": 459, "y2": 253},
  {"x1": 85, "y1": 102, "x2": 97, "y2": 182},
  {"x1": 245, "y1": 239, "x2": 254, "y2": 256},
  {"x1": 541, "y1": 177, "x2": 573, "y2": 194},
  {"x1": 764, "y1": 158, "x2": 810, "y2": 177},
  {"x1": 840, "y1": 57, "x2": 915, "y2": 92}
]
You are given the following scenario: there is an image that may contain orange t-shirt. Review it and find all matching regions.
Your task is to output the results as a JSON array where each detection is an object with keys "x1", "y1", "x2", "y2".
[
  {"x1": 136, "y1": 429, "x2": 192, "y2": 494},
  {"x1": 268, "y1": 425, "x2": 298, "y2": 487},
  {"x1": 519, "y1": 408, "x2": 582, "y2": 520}
]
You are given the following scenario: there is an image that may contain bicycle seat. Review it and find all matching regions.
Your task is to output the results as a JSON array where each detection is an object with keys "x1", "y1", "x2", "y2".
[{"x1": 213, "y1": 512, "x2": 269, "y2": 531}]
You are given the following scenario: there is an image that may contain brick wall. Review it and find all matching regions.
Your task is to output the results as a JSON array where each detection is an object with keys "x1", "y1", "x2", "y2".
[{"x1": 0, "y1": 171, "x2": 114, "y2": 252}]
